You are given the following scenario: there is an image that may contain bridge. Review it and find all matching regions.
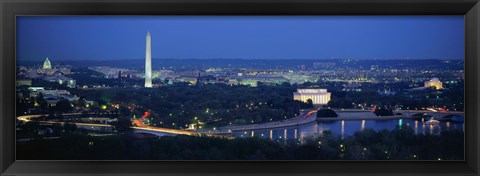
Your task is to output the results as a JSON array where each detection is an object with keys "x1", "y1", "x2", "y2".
[
  {"x1": 315, "y1": 109, "x2": 464, "y2": 121},
  {"x1": 18, "y1": 109, "x2": 463, "y2": 138},
  {"x1": 328, "y1": 109, "x2": 464, "y2": 119},
  {"x1": 394, "y1": 110, "x2": 464, "y2": 119}
]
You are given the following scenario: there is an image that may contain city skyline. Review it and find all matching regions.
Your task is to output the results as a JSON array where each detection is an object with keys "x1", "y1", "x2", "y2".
[
  {"x1": 17, "y1": 16, "x2": 464, "y2": 61},
  {"x1": 16, "y1": 56, "x2": 466, "y2": 160},
  {"x1": 15, "y1": 16, "x2": 465, "y2": 161}
]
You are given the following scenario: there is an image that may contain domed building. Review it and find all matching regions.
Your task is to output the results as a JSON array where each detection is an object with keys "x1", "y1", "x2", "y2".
[
  {"x1": 37, "y1": 57, "x2": 57, "y2": 75},
  {"x1": 37, "y1": 57, "x2": 72, "y2": 75},
  {"x1": 424, "y1": 78, "x2": 443, "y2": 90},
  {"x1": 43, "y1": 57, "x2": 52, "y2": 69}
]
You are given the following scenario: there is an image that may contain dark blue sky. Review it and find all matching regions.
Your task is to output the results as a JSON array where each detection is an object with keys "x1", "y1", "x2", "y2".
[{"x1": 17, "y1": 16, "x2": 464, "y2": 61}]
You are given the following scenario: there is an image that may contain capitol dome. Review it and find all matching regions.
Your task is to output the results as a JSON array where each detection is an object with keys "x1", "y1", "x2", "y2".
[{"x1": 43, "y1": 57, "x2": 52, "y2": 69}]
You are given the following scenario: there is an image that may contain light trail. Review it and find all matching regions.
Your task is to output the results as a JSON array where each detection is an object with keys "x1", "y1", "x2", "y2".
[
  {"x1": 132, "y1": 119, "x2": 232, "y2": 138},
  {"x1": 17, "y1": 109, "x2": 462, "y2": 138},
  {"x1": 18, "y1": 114, "x2": 232, "y2": 138}
]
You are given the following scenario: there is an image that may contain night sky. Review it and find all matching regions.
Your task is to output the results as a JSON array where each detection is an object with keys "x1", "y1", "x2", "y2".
[{"x1": 16, "y1": 16, "x2": 464, "y2": 61}]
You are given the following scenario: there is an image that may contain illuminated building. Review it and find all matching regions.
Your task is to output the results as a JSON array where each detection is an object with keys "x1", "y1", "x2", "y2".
[
  {"x1": 44, "y1": 75, "x2": 76, "y2": 88},
  {"x1": 177, "y1": 76, "x2": 198, "y2": 85},
  {"x1": 38, "y1": 89, "x2": 70, "y2": 96},
  {"x1": 424, "y1": 78, "x2": 443, "y2": 90},
  {"x1": 28, "y1": 87, "x2": 45, "y2": 92},
  {"x1": 293, "y1": 89, "x2": 331, "y2": 105},
  {"x1": 33, "y1": 89, "x2": 78, "y2": 99},
  {"x1": 241, "y1": 69, "x2": 286, "y2": 76},
  {"x1": 38, "y1": 57, "x2": 57, "y2": 75},
  {"x1": 37, "y1": 58, "x2": 72, "y2": 75},
  {"x1": 145, "y1": 31, "x2": 152, "y2": 88},
  {"x1": 43, "y1": 57, "x2": 52, "y2": 69},
  {"x1": 228, "y1": 79, "x2": 238, "y2": 86},
  {"x1": 282, "y1": 73, "x2": 314, "y2": 85},
  {"x1": 88, "y1": 66, "x2": 132, "y2": 78},
  {"x1": 238, "y1": 75, "x2": 288, "y2": 87}
]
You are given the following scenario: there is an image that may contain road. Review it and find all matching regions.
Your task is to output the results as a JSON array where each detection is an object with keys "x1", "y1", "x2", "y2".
[
  {"x1": 17, "y1": 114, "x2": 231, "y2": 138},
  {"x1": 132, "y1": 119, "x2": 233, "y2": 138}
]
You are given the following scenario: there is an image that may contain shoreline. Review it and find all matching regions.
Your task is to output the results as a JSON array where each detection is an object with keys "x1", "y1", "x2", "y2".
[
  {"x1": 19, "y1": 110, "x2": 464, "y2": 135},
  {"x1": 216, "y1": 115, "x2": 407, "y2": 132},
  {"x1": 213, "y1": 111, "x2": 318, "y2": 132},
  {"x1": 317, "y1": 115, "x2": 405, "y2": 121}
]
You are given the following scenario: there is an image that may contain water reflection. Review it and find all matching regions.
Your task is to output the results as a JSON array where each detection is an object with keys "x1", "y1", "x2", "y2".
[
  {"x1": 361, "y1": 120, "x2": 365, "y2": 131},
  {"x1": 301, "y1": 131, "x2": 305, "y2": 144},
  {"x1": 414, "y1": 120, "x2": 418, "y2": 135},
  {"x1": 422, "y1": 123, "x2": 426, "y2": 135},
  {"x1": 269, "y1": 129, "x2": 273, "y2": 140},
  {"x1": 233, "y1": 118, "x2": 464, "y2": 140}
]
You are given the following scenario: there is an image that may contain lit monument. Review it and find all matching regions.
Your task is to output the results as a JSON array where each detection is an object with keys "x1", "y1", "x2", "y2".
[
  {"x1": 43, "y1": 57, "x2": 52, "y2": 69},
  {"x1": 424, "y1": 78, "x2": 443, "y2": 90},
  {"x1": 293, "y1": 89, "x2": 331, "y2": 105},
  {"x1": 145, "y1": 31, "x2": 152, "y2": 88}
]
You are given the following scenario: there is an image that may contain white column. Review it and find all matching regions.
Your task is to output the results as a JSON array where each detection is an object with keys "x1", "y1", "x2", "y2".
[{"x1": 145, "y1": 31, "x2": 152, "y2": 88}]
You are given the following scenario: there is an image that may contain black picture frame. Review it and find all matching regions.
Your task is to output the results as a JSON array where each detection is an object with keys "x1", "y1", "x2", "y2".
[{"x1": 1, "y1": 0, "x2": 479, "y2": 175}]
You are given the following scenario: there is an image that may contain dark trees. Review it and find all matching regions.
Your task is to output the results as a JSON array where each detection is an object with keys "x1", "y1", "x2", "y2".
[
  {"x1": 373, "y1": 108, "x2": 394, "y2": 116},
  {"x1": 55, "y1": 100, "x2": 73, "y2": 114},
  {"x1": 317, "y1": 109, "x2": 339, "y2": 118}
]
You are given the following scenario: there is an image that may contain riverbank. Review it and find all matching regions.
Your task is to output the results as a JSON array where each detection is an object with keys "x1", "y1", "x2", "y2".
[
  {"x1": 207, "y1": 111, "x2": 413, "y2": 132},
  {"x1": 317, "y1": 115, "x2": 405, "y2": 121},
  {"x1": 213, "y1": 111, "x2": 318, "y2": 132}
]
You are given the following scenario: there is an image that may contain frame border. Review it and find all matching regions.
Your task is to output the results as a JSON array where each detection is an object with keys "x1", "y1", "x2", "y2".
[{"x1": 1, "y1": 0, "x2": 479, "y2": 175}]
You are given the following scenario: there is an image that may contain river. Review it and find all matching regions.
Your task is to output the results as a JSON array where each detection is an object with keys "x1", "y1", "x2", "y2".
[{"x1": 231, "y1": 118, "x2": 464, "y2": 142}]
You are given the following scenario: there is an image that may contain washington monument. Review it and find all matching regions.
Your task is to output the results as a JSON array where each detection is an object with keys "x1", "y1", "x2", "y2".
[{"x1": 145, "y1": 31, "x2": 152, "y2": 88}]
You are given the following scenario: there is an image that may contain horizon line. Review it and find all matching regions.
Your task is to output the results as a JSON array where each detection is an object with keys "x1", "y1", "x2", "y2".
[{"x1": 17, "y1": 58, "x2": 465, "y2": 62}]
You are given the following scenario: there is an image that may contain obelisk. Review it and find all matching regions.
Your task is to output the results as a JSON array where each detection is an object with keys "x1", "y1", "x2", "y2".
[{"x1": 145, "y1": 31, "x2": 152, "y2": 88}]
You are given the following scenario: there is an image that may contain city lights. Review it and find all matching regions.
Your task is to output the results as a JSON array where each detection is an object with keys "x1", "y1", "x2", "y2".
[{"x1": 15, "y1": 16, "x2": 464, "y2": 161}]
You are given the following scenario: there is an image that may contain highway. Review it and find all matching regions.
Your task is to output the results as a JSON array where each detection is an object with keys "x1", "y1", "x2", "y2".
[
  {"x1": 132, "y1": 119, "x2": 227, "y2": 135},
  {"x1": 17, "y1": 114, "x2": 231, "y2": 138}
]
